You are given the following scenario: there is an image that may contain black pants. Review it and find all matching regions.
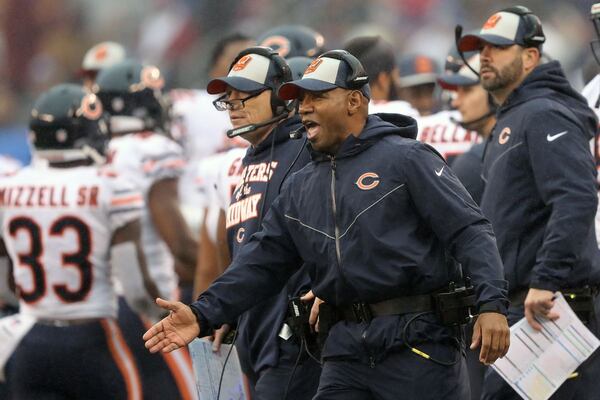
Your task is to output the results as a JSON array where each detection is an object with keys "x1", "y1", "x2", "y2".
[
  {"x1": 314, "y1": 342, "x2": 470, "y2": 400},
  {"x1": 245, "y1": 338, "x2": 321, "y2": 400},
  {"x1": 6, "y1": 319, "x2": 139, "y2": 400},
  {"x1": 480, "y1": 295, "x2": 600, "y2": 400}
]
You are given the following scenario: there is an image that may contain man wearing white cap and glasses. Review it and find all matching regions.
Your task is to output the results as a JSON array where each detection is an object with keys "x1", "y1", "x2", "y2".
[
  {"x1": 180, "y1": 46, "x2": 320, "y2": 399},
  {"x1": 143, "y1": 50, "x2": 510, "y2": 399},
  {"x1": 458, "y1": 6, "x2": 600, "y2": 399}
]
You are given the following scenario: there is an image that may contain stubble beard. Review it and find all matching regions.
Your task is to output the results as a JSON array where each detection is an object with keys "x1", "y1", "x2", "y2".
[{"x1": 481, "y1": 56, "x2": 523, "y2": 92}]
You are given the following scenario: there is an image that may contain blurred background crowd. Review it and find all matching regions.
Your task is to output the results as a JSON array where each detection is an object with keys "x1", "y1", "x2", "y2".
[{"x1": 0, "y1": 0, "x2": 597, "y2": 164}]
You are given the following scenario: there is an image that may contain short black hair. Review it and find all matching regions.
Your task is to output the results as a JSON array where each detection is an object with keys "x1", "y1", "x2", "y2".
[
  {"x1": 209, "y1": 32, "x2": 253, "y2": 69},
  {"x1": 343, "y1": 36, "x2": 396, "y2": 83}
]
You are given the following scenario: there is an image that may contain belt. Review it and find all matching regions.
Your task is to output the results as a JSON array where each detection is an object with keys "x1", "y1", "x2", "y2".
[
  {"x1": 337, "y1": 294, "x2": 434, "y2": 323},
  {"x1": 36, "y1": 318, "x2": 102, "y2": 327}
]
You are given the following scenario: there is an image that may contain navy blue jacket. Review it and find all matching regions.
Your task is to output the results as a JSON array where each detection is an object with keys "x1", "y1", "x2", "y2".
[
  {"x1": 225, "y1": 115, "x2": 312, "y2": 375},
  {"x1": 192, "y1": 114, "x2": 508, "y2": 364},
  {"x1": 451, "y1": 142, "x2": 485, "y2": 205},
  {"x1": 480, "y1": 61, "x2": 600, "y2": 294}
]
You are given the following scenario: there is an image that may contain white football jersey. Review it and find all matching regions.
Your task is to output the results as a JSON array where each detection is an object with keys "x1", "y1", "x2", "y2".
[
  {"x1": 369, "y1": 99, "x2": 420, "y2": 119},
  {"x1": 581, "y1": 74, "x2": 600, "y2": 158},
  {"x1": 214, "y1": 147, "x2": 246, "y2": 213},
  {"x1": 415, "y1": 110, "x2": 480, "y2": 164},
  {"x1": 0, "y1": 161, "x2": 143, "y2": 319},
  {"x1": 582, "y1": 74, "x2": 600, "y2": 120},
  {"x1": 195, "y1": 148, "x2": 246, "y2": 243},
  {"x1": 170, "y1": 89, "x2": 247, "y2": 232},
  {"x1": 169, "y1": 89, "x2": 239, "y2": 161},
  {"x1": 0, "y1": 155, "x2": 22, "y2": 177},
  {"x1": 580, "y1": 74, "x2": 600, "y2": 248},
  {"x1": 108, "y1": 132, "x2": 185, "y2": 298}
]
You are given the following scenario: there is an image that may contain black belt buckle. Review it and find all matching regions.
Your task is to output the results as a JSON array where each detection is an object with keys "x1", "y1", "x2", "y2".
[
  {"x1": 352, "y1": 302, "x2": 373, "y2": 323},
  {"x1": 432, "y1": 283, "x2": 475, "y2": 326}
]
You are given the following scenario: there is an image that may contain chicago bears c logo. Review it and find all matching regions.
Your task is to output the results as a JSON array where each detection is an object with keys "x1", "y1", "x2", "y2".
[
  {"x1": 304, "y1": 58, "x2": 323, "y2": 75},
  {"x1": 498, "y1": 127, "x2": 511, "y2": 145},
  {"x1": 236, "y1": 227, "x2": 245, "y2": 243},
  {"x1": 94, "y1": 44, "x2": 108, "y2": 61},
  {"x1": 232, "y1": 55, "x2": 253, "y2": 71},
  {"x1": 483, "y1": 14, "x2": 502, "y2": 30},
  {"x1": 260, "y1": 36, "x2": 291, "y2": 58},
  {"x1": 140, "y1": 66, "x2": 165, "y2": 90},
  {"x1": 79, "y1": 93, "x2": 103, "y2": 120},
  {"x1": 355, "y1": 172, "x2": 380, "y2": 190}
]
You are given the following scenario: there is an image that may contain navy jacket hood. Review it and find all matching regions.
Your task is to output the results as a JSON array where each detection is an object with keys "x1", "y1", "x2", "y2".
[{"x1": 501, "y1": 61, "x2": 597, "y2": 140}]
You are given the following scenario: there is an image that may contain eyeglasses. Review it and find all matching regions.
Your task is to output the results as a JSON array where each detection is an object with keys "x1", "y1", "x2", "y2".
[{"x1": 212, "y1": 90, "x2": 266, "y2": 111}]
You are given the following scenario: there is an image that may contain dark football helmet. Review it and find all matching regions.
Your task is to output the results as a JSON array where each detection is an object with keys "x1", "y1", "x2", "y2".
[
  {"x1": 257, "y1": 25, "x2": 325, "y2": 58},
  {"x1": 286, "y1": 56, "x2": 313, "y2": 80},
  {"x1": 30, "y1": 83, "x2": 109, "y2": 163},
  {"x1": 93, "y1": 59, "x2": 171, "y2": 135}
]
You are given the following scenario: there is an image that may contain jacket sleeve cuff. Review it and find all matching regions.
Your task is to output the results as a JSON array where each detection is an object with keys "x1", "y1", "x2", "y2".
[
  {"x1": 529, "y1": 278, "x2": 561, "y2": 293},
  {"x1": 189, "y1": 303, "x2": 214, "y2": 338},
  {"x1": 478, "y1": 300, "x2": 508, "y2": 316}
]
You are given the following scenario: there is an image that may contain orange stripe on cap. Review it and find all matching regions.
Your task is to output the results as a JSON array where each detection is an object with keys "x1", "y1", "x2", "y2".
[
  {"x1": 111, "y1": 195, "x2": 143, "y2": 206},
  {"x1": 101, "y1": 319, "x2": 142, "y2": 400}
]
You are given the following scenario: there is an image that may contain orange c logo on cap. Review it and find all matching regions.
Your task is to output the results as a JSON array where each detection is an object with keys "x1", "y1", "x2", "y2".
[
  {"x1": 415, "y1": 56, "x2": 434, "y2": 74},
  {"x1": 483, "y1": 14, "x2": 502, "y2": 30},
  {"x1": 498, "y1": 127, "x2": 511, "y2": 144},
  {"x1": 232, "y1": 55, "x2": 253, "y2": 71},
  {"x1": 355, "y1": 172, "x2": 380, "y2": 191},
  {"x1": 94, "y1": 45, "x2": 108, "y2": 61},
  {"x1": 304, "y1": 58, "x2": 323, "y2": 75}
]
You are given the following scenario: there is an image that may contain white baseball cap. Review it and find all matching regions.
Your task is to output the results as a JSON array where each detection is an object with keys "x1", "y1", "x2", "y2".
[
  {"x1": 81, "y1": 41, "x2": 126, "y2": 72},
  {"x1": 458, "y1": 8, "x2": 545, "y2": 52}
]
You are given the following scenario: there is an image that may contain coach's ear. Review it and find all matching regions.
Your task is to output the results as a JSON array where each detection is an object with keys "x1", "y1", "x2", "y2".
[
  {"x1": 522, "y1": 47, "x2": 540, "y2": 73},
  {"x1": 347, "y1": 90, "x2": 365, "y2": 116}
]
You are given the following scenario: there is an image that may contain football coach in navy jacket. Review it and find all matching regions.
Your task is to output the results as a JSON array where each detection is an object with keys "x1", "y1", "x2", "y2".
[
  {"x1": 144, "y1": 50, "x2": 510, "y2": 399},
  {"x1": 459, "y1": 6, "x2": 600, "y2": 400}
]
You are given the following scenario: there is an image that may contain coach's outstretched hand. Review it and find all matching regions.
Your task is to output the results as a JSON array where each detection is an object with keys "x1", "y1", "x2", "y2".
[{"x1": 143, "y1": 298, "x2": 200, "y2": 353}]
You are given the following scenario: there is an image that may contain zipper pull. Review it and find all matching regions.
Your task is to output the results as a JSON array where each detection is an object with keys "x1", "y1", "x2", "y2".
[
  {"x1": 369, "y1": 356, "x2": 375, "y2": 368},
  {"x1": 330, "y1": 156, "x2": 336, "y2": 171}
]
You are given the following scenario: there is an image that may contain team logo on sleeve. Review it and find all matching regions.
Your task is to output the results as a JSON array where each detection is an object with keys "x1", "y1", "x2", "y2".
[
  {"x1": 355, "y1": 172, "x2": 380, "y2": 190},
  {"x1": 498, "y1": 127, "x2": 511, "y2": 145}
]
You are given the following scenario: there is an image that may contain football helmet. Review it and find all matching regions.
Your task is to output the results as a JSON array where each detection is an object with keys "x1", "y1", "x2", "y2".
[
  {"x1": 257, "y1": 25, "x2": 325, "y2": 58},
  {"x1": 30, "y1": 83, "x2": 109, "y2": 163},
  {"x1": 93, "y1": 60, "x2": 171, "y2": 135}
]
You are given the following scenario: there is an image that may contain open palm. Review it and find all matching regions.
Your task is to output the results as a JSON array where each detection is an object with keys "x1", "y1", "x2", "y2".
[{"x1": 143, "y1": 298, "x2": 201, "y2": 353}]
